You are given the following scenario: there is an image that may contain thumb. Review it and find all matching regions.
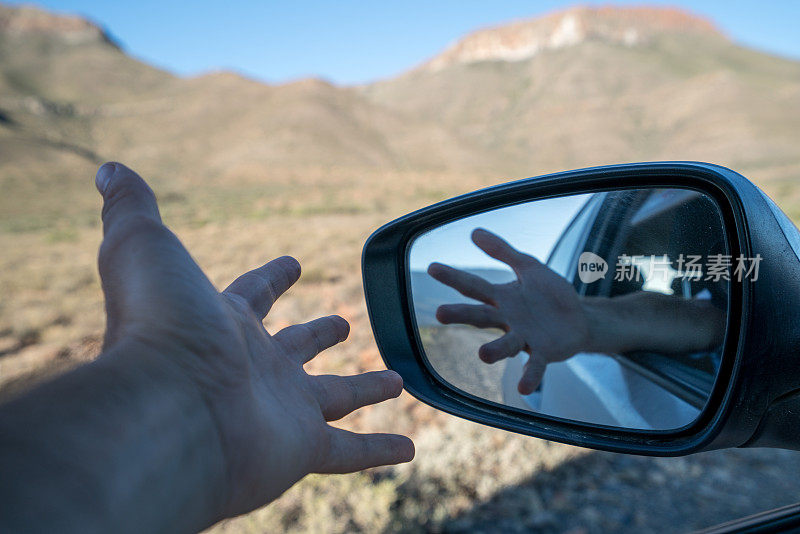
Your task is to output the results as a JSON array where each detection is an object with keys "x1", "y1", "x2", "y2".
[
  {"x1": 96, "y1": 162, "x2": 162, "y2": 235},
  {"x1": 95, "y1": 162, "x2": 172, "y2": 347}
]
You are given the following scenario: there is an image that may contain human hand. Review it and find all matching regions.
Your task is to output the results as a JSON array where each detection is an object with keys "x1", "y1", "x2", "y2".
[
  {"x1": 95, "y1": 162, "x2": 414, "y2": 520},
  {"x1": 428, "y1": 228, "x2": 591, "y2": 395}
]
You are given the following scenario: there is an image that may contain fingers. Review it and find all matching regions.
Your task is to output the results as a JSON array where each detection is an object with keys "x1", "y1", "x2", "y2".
[
  {"x1": 311, "y1": 370, "x2": 403, "y2": 421},
  {"x1": 223, "y1": 256, "x2": 301, "y2": 320},
  {"x1": 96, "y1": 162, "x2": 162, "y2": 235},
  {"x1": 273, "y1": 315, "x2": 350, "y2": 364},
  {"x1": 478, "y1": 332, "x2": 525, "y2": 363},
  {"x1": 316, "y1": 427, "x2": 415, "y2": 474},
  {"x1": 471, "y1": 228, "x2": 539, "y2": 271},
  {"x1": 427, "y1": 262, "x2": 495, "y2": 304},
  {"x1": 436, "y1": 303, "x2": 505, "y2": 329},
  {"x1": 518, "y1": 353, "x2": 547, "y2": 395}
]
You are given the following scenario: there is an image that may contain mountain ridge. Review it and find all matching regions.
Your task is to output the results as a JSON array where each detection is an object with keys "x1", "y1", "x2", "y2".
[
  {"x1": 420, "y1": 6, "x2": 724, "y2": 72},
  {"x1": 0, "y1": 3, "x2": 728, "y2": 86},
  {"x1": 0, "y1": 3, "x2": 116, "y2": 47}
]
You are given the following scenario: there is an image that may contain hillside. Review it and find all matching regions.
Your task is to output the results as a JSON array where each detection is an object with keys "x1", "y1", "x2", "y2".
[
  {"x1": 0, "y1": 3, "x2": 489, "y2": 232},
  {"x1": 364, "y1": 6, "x2": 800, "y2": 181}
]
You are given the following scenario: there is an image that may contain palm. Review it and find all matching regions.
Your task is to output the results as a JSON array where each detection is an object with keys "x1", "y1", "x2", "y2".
[{"x1": 428, "y1": 228, "x2": 590, "y2": 395}]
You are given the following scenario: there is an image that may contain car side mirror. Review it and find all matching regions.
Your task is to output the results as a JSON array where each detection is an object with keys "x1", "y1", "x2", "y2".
[{"x1": 362, "y1": 162, "x2": 800, "y2": 455}]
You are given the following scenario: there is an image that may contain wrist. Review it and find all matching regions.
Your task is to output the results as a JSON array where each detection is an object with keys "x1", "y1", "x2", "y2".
[
  {"x1": 580, "y1": 296, "x2": 630, "y2": 355},
  {"x1": 0, "y1": 337, "x2": 230, "y2": 533},
  {"x1": 91, "y1": 337, "x2": 229, "y2": 531}
]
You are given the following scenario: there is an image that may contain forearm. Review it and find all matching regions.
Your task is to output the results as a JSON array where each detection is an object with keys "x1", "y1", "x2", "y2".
[
  {"x1": 582, "y1": 292, "x2": 726, "y2": 355},
  {"x1": 0, "y1": 339, "x2": 226, "y2": 534}
]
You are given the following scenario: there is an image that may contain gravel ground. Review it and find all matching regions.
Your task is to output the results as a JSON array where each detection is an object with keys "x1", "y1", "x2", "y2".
[
  {"x1": 390, "y1": 418, "x2": 800, "y2": 534},
  {"x1": 440, "y1": 447, "x2": 800, "y2": 533}
]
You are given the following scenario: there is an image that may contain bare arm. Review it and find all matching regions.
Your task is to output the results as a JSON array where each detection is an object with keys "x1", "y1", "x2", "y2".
[
  {"x1": 583, "y1": 291, "x2": 725, "y2": 356},
  {"x1": 0, "y1": 340, "x2": 226, "y2": 533}
]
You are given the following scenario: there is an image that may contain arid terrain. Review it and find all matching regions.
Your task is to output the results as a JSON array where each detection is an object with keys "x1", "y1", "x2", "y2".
[{"x1": 3, "y1": 3, "x2": 800, "y2": 532}]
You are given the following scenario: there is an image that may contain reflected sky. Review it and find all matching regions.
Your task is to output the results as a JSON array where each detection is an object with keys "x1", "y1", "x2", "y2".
[{"x1": 409, "y1": 194, "x2": 590, "y2": 271}]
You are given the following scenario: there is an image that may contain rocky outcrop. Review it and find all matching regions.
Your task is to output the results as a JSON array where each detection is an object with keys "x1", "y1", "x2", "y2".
[
  {"x1": 0, "y1": 3, "x2": 113, "y2": 46},
  {"x1": 424, "y1": 6, "x2": 723, "y2": 70}
]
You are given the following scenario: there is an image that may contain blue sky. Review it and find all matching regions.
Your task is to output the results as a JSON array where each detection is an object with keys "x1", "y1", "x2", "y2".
[
  {"x1": 409, "y1": 195, "x2": 589, "y2": 270},
  {"x1": 12, "y1": 1, "x2": 800, "y2": 85}
]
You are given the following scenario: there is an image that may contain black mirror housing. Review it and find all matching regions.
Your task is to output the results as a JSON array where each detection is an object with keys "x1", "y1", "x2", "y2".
[{"x1": 362, "y1": 161, "x2": 800, "y2": 455}]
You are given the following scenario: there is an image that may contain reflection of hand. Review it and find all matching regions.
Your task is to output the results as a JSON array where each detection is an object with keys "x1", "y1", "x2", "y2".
[
  {"x1": 0, "y1": 163, "x2": 413, "y2": 532},
  {"x1": 428, "y1": 228, "x2": 591, "y2": 395},
  {"x1": 428, "y1": 228, "x2": 727, "y2": 397}
]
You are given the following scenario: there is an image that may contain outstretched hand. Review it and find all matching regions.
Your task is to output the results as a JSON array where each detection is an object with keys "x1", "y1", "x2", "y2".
[
  {"x1": 95, "y1": 162, "x2": 413, "y2": 518},
  {"x1": 428, "y1": 228, "x2": 591, "y2": 395}
]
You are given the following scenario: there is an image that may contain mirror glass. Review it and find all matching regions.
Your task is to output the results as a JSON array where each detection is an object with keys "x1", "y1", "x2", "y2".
[{"x1": 408, "y1": 188, "x2": 736, "y2": 431}]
